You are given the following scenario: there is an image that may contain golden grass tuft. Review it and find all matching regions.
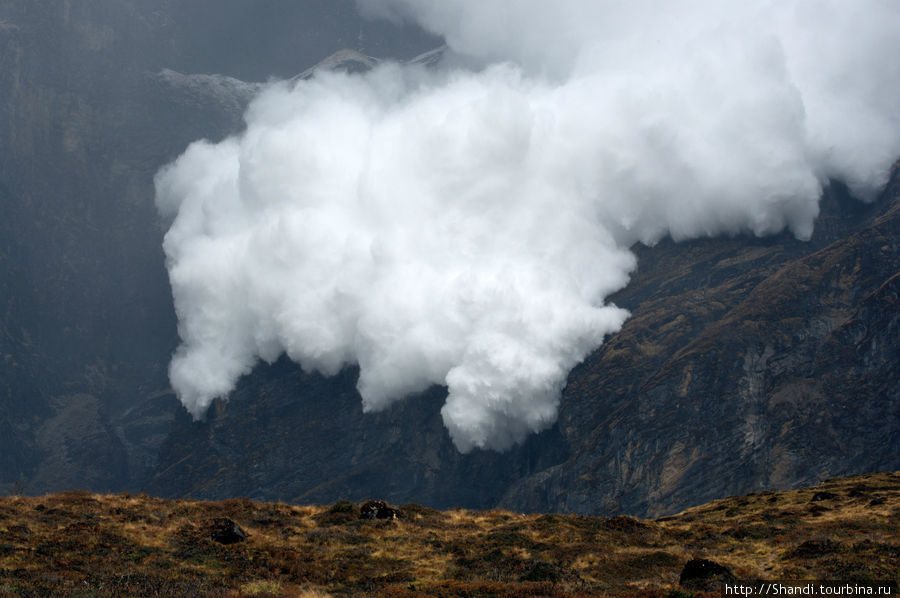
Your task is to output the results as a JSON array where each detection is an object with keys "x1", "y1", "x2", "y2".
[{"x1": 240, "y1": 579, "x2": 284, "y2": 596}]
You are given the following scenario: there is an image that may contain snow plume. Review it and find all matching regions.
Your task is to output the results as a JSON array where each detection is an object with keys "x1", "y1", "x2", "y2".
[{"x1": 155, "y1": 0, "x2": 900, "y2": 452}]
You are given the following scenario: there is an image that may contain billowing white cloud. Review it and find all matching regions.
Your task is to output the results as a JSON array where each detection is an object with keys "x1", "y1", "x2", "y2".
[{"x1": 156, "y1": 0, "x2": 900, "y2": 451}]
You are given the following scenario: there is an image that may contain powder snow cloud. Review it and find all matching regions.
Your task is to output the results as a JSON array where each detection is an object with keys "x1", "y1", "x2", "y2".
[{"x1": 155, "y1": 0, "x2": 900, "y2": 452}]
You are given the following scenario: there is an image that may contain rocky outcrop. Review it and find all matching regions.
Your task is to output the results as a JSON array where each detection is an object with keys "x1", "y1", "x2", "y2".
[
  {"x1": 207, "y1": 518, "x2": 247, "y2": 545},
  {"x1": 359, "y1": 500, "x2": 402, "y2": 520}
]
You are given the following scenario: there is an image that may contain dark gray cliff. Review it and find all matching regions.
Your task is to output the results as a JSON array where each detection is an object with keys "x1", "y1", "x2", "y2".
[
  {"x1": 499, "y1": 174, "x2": 900, "y2": 516},
  {"x1": 146, "y1": 169, "x2": 900, "y2": 515},
  {"x1": 144, "y1": 363, "x2": 566, "y2": 509},
  {"x1": 0, "y1": 0, "x2": 437, "y2": 493}
]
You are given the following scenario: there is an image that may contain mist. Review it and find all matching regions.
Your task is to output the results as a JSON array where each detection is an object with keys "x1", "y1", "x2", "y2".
[{"x1": 155, "y1": 0, "x2": 900, "y2": 452}]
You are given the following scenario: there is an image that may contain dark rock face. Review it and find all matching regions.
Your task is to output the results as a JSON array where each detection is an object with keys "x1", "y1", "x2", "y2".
[
  {"x1": 0, "y1": 0, "x2": 180, "y2": 494},
  {"x1": 0, "y1": 0, "x2": 437, "y2": 495},
  {"x1": 144, "y1": 171, "x2": 899, "y2": 516},
  {"x1": 142, "y1": 364, "x2": 567, "y2": 510},
  {"x1": 499, "y1": 174, "x2": 900, "y2": 516}
]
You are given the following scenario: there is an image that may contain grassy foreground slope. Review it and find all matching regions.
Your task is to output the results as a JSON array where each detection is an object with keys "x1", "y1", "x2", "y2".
[{"x1": 0, "y1": 472, "x2": 897, "y2": 597}]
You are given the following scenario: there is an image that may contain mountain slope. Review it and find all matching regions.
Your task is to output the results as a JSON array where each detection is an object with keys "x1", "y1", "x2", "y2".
[
  {"x1": 501, "y1": 171, "x2": 900, "y2": 516},
  {"x1": 0, "y1": 0, "x2": 437, "y2": 495},
  {"x1": 146, "y1": 169, "x2": 899, "y2": 516}
]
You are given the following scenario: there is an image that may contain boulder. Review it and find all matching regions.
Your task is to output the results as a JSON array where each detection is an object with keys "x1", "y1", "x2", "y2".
[
  {"x1": 359, "y1": 500, "x2": 402, "y2": 520},
  {"x1": 207, "y1": 518, "x2": 246, "y2": 544}
]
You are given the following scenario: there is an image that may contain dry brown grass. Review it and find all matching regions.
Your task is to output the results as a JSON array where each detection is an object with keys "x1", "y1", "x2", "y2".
[{"x1": 0, "y1": 472, "x2": 896, "y2": 597}]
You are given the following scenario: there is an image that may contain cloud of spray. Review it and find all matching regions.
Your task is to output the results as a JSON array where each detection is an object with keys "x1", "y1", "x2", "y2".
[{"x1": 156, "y1": 0, "x2": 900, "y2": 452}]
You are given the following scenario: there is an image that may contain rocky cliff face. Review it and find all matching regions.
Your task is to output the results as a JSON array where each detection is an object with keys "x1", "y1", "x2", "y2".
[
  {"x1": 147, "y1": 169, "x2": 899, "y2": 515},
  {"x1": 0, "y1": 0, "x2": 436, "y2": 493},
  {"x1": 0, "y1": 1, "x2": 896, "y2": 516},
  {"x1": 143, "y1": 362, "x2": 567, "y2": 509},
  {"x1": 0, "y1": 0, "x2": 175, "y2": 493},
  {"x1": 499, "y1": 173, "x2": 900, "y2": 516}
]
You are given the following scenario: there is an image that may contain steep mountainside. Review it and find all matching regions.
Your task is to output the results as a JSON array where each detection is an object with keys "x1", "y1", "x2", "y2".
[
  {"x1": 500, "y1": 172, "x2": 900, "y2": 516},
  {"x1": 144, "y1": 364, "x2": 566, "y2": 509},
  {"x1": 147, "y1": 168, "x2": 899, "y2": 516},
  {"x1": 0, "y1": 0, "x2": 177, "y2": 493},
  {"x1": 0, "y1": 0, "x2": 437, "y2": 494}
]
